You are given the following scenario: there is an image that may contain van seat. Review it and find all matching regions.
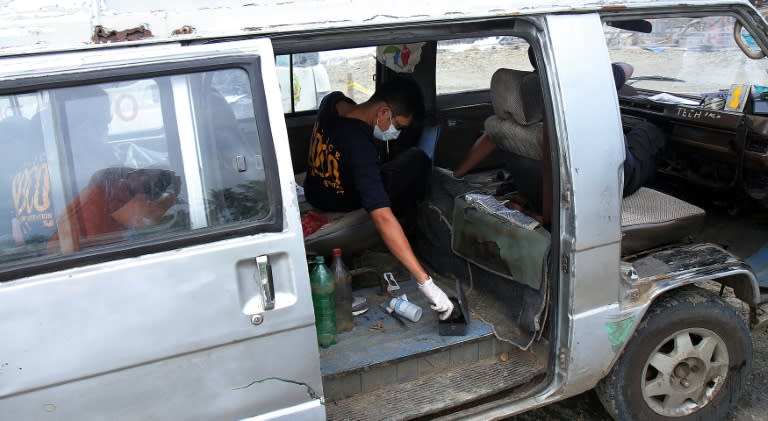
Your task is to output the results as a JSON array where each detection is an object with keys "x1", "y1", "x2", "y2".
[
  {"x1": 295, "y1": 172, "x2": 380, "y2": 257},
  {"x1": 621, "y1": 187, "x2": 706, "y2": 255}
]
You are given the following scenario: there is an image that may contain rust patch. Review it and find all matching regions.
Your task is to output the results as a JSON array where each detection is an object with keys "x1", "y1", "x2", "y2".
[
  {"x1": 91, "y1": 25, "x2": 153, "y2": 44},
  {"x1": 171, "y1": 25, "x2": 196, "y2": 36}
]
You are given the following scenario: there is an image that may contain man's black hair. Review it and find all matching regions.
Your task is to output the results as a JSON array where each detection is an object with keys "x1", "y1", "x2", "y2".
[{"x1": 370, "y1": 77, "x2": 425, "y2": 121}]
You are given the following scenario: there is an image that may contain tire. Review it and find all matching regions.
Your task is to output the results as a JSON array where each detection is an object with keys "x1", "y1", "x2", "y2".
[{"x1": 596, "y1": 286, "x2": 752, "y2": 421}]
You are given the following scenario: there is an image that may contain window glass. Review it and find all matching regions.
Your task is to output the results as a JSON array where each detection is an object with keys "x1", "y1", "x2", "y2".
[
  {"x1": 0, "y1": 68, "x2": 271, "y2": 269},
  {"x1": 604, "y1": 16, "x2": 768, "y2": 95},
  {"x1": 277, "y1": 47, "x2": 375, "y2": 113},
  {"x1": 437, "y1": 36, "x2": 534, "y2": 95}
]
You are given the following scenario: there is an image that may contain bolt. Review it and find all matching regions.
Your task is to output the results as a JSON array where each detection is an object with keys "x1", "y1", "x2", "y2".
[{"x1": 681, "y1": 379, "x2": 690, "y2": 388}]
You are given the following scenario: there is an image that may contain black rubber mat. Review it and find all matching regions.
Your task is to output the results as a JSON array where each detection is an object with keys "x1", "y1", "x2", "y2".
[{"x1": 326, "y1": 351, "x2": 545, "y2": 421}]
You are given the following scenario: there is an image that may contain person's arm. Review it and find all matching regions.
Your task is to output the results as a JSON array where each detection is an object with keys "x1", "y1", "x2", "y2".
[
  {"x1": 453, "y1": 132, "x2": 497, "y2": 179},
  {"x1": 369, "y1": 206, "x2": 454, "y2": 319},
  {"x1": 370, "y1": 207, "x2": 426, "y2": 280}
]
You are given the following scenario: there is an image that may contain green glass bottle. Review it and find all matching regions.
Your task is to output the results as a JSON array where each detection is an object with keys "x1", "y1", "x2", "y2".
[{"x1": 309, "y1": 255, "x2": 337, "y2": 347}]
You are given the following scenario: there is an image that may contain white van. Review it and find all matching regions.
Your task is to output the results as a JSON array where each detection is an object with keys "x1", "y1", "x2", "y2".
[{"x1": 1, "y1": 1, "x2": 767, "y2": 420}]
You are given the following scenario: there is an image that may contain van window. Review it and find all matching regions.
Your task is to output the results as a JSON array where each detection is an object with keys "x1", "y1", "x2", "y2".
[
  {"x1": 436, "y1": 36, "x2": 534, "y2": 95},
  {"x1": 0, "y1": 68, "x2": 270, "y2": 269},
  {"x1": 604, "y1": 16, "x2": 768, "y2": 95},
  {"x1": 277, "y1": 47, "x2": 375, "y2": 113}
]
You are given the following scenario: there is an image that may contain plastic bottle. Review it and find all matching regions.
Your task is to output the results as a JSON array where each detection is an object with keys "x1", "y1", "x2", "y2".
[
  {"x1": 388, "y1": 296, "x2": 423, "y2": 322},
  {"x1": 331, "y1": 248, "x2": 354, "y2": 332},
  {"x1": 309, "y1": 255, "x2": 336, "y2": 347}
]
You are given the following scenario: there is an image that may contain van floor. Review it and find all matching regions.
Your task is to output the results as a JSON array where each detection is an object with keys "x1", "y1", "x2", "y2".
[
  {"x1": 319, "y1": 278, "x2": 494, "y2": 378},
  {"x1": 653, "y1": 177, "x2": 768, "y2": 284},
  {"x1": 321, "y1": 274, "x2": 548, "y2": 420}
]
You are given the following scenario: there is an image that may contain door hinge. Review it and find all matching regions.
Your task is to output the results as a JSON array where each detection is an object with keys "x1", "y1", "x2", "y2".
[{"x1": 558, "y1": 347, "x2": 569, "y2": 370}]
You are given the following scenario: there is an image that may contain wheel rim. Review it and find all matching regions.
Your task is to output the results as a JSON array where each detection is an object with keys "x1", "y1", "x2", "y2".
[{"x1": 641, "y1": 328, "x2": 729, "y2": 417}]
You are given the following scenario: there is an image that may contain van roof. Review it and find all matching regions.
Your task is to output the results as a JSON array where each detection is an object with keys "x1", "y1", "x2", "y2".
[{"x1": 0, "y1": 0, "x2": 758, "y2": 56}]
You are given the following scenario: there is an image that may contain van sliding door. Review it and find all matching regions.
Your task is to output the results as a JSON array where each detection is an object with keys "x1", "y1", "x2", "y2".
[{"x1": 0, "y1": 39, "x2": 323, "y2": 420}]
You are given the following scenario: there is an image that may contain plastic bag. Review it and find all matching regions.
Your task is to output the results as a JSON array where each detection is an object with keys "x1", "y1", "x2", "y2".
[{"x1": 301, "y1": 210, "x2": 328, "y2": 237}]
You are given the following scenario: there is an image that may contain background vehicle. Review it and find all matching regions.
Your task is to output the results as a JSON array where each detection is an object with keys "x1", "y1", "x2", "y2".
[
  {"x1": 0, "y1": 1, "x2": 766, "y2": 420},
  {"x1": 276, "y1": 52, "x2": 331, "y2": 113}
]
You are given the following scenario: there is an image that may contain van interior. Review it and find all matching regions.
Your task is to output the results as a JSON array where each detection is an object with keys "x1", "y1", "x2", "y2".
[{"x1": 273, "y1": 12, "x2": 768, "y2": 419}]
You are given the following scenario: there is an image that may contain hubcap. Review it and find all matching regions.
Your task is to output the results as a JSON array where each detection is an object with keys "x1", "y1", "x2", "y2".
[{"x1": 641, "y1": 328, "x2": 729, "y2": 417}]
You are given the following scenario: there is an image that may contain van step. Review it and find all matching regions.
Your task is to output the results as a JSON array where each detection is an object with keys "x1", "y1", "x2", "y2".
[{"x1": 325, "y1": 350, "x2": 545, "y2": 421}]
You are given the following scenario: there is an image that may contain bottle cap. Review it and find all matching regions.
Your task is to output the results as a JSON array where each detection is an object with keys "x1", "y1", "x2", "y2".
[
  {"x1": 315, "y1": 255, "x2": 325, "y2": 263},
  {"x1": 332, "y1": 248, "x2": 342, "y2": 257}
]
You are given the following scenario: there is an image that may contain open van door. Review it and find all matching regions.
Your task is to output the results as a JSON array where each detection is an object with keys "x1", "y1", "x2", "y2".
[{"x1": 0, "y1": 38, "x2": 324, "y2": 420}]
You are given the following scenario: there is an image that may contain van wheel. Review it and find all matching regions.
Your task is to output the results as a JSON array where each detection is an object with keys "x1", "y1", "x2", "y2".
[{"x1": 596, "y1": 286, "x2": 751, "y2": 421}]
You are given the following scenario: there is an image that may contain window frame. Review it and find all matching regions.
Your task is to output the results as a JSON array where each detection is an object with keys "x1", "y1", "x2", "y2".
[{"x1": 0, "y1": 56, "x2": 284, "y2": 282}]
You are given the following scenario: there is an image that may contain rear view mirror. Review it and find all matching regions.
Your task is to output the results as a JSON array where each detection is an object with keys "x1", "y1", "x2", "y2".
[
  {"x1": 734, "y1": 21, "x2": 765, "y2": 59},
  {"x1": 606, "y1": 19, "x2": 653, "y2": 33}
]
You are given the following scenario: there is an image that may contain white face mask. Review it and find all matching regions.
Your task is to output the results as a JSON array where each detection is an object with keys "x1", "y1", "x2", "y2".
[{"x1": 373, "y1": 110, "x2": 401, "y2": 141}]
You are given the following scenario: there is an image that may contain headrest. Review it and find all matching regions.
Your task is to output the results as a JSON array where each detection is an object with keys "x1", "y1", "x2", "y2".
[{"x1": 490, "y1": 68, "x2": 543, "y2": 126}]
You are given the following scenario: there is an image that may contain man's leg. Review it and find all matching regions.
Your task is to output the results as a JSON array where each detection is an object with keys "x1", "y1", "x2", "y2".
[{"x1": 623, "y1": 121, "x2": 666, "y2": 197}]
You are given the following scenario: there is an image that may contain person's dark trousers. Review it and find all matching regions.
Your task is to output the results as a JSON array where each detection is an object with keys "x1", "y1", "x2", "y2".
[
  {"x1": 380, "y1": 147, "x2": 432, "y2": 220},
  {"x1": 623, "y1": 121, "x2": 666, "y2": 197}
]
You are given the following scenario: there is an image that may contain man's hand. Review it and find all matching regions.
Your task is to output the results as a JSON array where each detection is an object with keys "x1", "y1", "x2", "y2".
[{"x1": 419, "y1": 277, "x2": 454, "y2": 320}]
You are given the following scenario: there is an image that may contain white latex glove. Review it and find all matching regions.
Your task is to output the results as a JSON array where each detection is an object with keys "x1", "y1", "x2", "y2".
[{"x1": 418, "y1": 277, "x2": 454, "y2": 321}]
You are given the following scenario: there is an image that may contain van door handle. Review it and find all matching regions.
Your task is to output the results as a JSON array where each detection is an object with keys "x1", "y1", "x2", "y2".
[{"x1": 255, "y1": 255, "x2": 275, "y2": 311}]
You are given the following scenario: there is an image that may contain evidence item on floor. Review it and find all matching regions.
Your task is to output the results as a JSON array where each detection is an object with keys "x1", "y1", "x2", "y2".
[
  {"x1": 383, "y1": 272, "x2": 400, "y2": 292},
  {"x1": 388, "y1": 295, "x2": 423, "y2": 322},
  {"x1": 439, "y1": 278, "x2": 470, "y2": 336}
]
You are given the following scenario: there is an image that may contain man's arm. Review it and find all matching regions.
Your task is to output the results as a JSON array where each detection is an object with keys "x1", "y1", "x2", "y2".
[
  {"x1": 453, "y1": 133, "x2": 497, "y2": 179},
  {"x1": 370, "y1": 206, "x2": 427, "y2": 281},
  {"x1": 369, "y1": 206, "x2": 454, "y2": 319}
]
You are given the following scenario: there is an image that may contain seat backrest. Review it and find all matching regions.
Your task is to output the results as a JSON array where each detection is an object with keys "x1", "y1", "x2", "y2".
[{"x1": 483, "y1": 68, "x2": 544, "y2": 161}]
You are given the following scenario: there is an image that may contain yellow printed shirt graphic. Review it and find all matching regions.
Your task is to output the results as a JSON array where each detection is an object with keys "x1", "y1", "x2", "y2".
[
  {"x1": 303, "y1": 92, "x2": 390, "y2": 213},
  {"x1": 11, "y1": 153, "x2": 58, "y2": 243}
]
